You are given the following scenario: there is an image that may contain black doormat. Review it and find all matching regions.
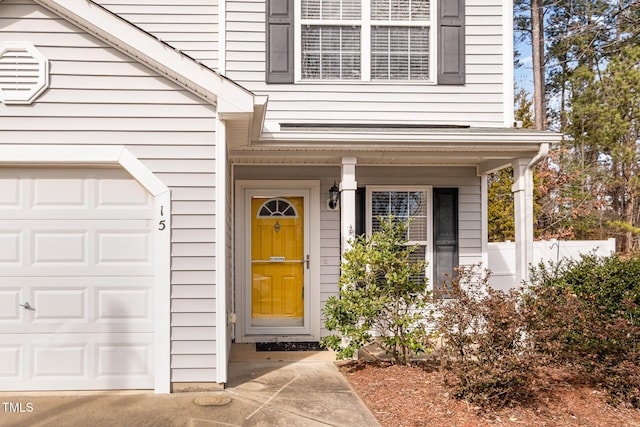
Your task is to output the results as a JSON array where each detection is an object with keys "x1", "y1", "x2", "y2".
[{"x1": 255, "y1": 341, "x2": 326, "y2": 352}]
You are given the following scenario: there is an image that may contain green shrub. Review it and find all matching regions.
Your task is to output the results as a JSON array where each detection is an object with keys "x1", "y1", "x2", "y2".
[
  {"x1": 435, "y1": 266, "x2": 538, "y2": 410},
  {"x1": 530, "y1": 253, "x2": 640, "y2": 319},
  {"x1": 321, "y1": 215, "x2": 433, "y2": 365},
  {"x1": 527, "y1": 253, "x2": 640, "y2": 407}
]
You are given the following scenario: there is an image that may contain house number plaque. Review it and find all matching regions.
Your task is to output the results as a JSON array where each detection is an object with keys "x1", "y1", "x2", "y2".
[{"x1": 158, "y1": 205, "x2": 166, "y2": 230}]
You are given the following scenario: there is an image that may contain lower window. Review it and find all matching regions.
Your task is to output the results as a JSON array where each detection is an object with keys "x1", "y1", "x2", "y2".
[{"x1": 366, "y1": 186, "x2": 432, "y2": 282}]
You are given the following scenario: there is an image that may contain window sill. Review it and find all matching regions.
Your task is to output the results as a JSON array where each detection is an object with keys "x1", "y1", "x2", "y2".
[{"x1": 295, "y1": 79, "x2": 437, "y2": 85}]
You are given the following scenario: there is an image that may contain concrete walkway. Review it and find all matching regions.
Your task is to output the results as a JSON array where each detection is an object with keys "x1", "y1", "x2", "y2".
[{"x1": 0, "y1": 344, "x2": 380, "y2": 427}]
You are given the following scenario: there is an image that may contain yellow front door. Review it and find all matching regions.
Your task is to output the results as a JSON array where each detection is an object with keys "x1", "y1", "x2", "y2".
[{"x1": 251, "y1": 197, "x2": 304, "y2": 327}]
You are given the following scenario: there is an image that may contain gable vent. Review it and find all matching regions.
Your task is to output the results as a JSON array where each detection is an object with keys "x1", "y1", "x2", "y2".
[{"x1": 0, "y1": 42, "x2": 49, "y2": 105}]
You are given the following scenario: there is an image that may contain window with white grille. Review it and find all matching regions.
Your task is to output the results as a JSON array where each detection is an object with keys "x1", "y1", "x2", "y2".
[
  {"x1": 367, "y1": 186, "x2": 433, "y2": 280},
  {"x1": 0, "y1": 42, "x2": 49, "y2": 105},
  {"x1": 257, "y1": 198, "x2": 299, "y2": 217},
  {"x1": 300, "y1": 0, "x2": 432, "y2": 81}
]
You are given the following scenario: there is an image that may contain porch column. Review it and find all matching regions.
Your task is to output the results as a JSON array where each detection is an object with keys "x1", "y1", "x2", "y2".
[
  {"x1": 340, "y1": 157, "x2": 357, "y2": 254},
  {"x1": 481, "y1": 173, "x2": 489, "y2": 268},
  {"x1": 512, "y1": 158, "x2": 534, "y2": 284}
]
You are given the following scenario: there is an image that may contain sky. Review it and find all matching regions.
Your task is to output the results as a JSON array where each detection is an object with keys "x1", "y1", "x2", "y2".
[{"x1": 514, "y1": 37, "x2": 535, "y2": 95}]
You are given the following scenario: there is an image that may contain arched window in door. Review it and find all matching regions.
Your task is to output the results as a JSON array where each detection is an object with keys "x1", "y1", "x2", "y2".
[{"x1": 257, "y1": 198, "x2": 299, "y2": 218}]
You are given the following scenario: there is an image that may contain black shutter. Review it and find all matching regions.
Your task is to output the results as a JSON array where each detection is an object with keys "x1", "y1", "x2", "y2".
[
  {"x1": 266, "y1": 0, "x2": 294, "y2": 83},
  {"x1": 438, "y1": 0, "x2": 465, "y2": 85},
  {"x1": 433, "y1": 188, "x2": 459, "y2": 296},
  {"x1": 355, "y1": 187, "x2": 366, "y2": 237}
]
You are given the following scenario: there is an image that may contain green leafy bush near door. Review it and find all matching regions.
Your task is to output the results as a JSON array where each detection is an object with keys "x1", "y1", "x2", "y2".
[{"x1": 321, "y1": 215, "x2": 434, "y2": 365}]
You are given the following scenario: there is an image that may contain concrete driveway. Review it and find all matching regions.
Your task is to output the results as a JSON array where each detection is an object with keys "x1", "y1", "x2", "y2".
[{"x1": 0, "y1": 345, "x2": 380, "y2": 427}]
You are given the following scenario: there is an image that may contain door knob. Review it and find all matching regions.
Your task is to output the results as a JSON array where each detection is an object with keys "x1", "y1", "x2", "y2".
[{"x1": 19, "y1": 302, "x2": 34, "y2": 310}]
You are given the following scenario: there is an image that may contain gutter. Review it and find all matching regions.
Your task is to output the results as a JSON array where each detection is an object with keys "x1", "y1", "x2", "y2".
[{"x1": 528, "y1": 142, "x2": 550, "y2": 169}]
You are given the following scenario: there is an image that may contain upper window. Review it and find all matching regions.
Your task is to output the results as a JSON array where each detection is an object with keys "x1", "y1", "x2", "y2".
[{"x1": 300, "y1": 0, "x2": 433, "y2": 81}]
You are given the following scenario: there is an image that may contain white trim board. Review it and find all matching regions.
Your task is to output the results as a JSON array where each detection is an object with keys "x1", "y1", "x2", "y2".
[
  {"x1": 215, "y1": 118, "x2": 228, "y2": 384},
  {"x1": 0, "y1": 144, "x2": 171, "y2": 394},
  {"x1": 32, "y1": 0, "x2": 254, "y2": 115}
]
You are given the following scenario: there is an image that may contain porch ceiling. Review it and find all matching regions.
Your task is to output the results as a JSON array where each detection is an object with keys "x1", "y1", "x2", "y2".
[{"x1": 227, "y1": 125, "x2": 562, "y2": 171}]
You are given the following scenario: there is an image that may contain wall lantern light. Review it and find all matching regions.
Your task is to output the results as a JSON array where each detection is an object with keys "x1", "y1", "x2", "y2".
[{"x1": 328, "y1": 181, "x2": 340, "y2": 210}]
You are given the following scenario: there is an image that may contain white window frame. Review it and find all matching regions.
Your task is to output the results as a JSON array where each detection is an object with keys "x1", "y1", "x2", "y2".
[
  {"x1": 365, "y1": 185, "x2": 434, "y2": 285},
  {"x1": 295, "y1": 1, "x2": 436, "y2": 83}
]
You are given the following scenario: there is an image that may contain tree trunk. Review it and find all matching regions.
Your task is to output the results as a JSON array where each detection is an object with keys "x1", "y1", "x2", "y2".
[{"x1": 531, "y1": 0, "x2": 546, "y2": 130}]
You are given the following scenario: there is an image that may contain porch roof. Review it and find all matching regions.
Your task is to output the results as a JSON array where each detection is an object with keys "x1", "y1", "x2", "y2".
[{"x1": 229, "y1": 125, "x2": 562, "y2": 174}]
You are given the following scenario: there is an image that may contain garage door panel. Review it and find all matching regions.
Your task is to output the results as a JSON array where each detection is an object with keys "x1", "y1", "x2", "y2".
[
  {"x1": 0, "y1": 167, "x2": 156, "y2": 392},
  {"x1": 1, "y1": 211, "x2": 154, "y2": 220},
  {"x1": 0, "y1": 220, "x2": 153, "y2": 276},
  {"x1": 0, "y1": 177, "x2": 20, "y2": 208},
  {"x1": 33, "y1": 288, "x2": 87, "y2": 321},
  {"x1": 98, "y1": 288, "x2": 151, "y2": 322},
  {"x1": 32, "y1": 178, "x2": 88, "y2": 209},
  {"x1": 1, "y1": 267, "x2": 152, "y2": 279},
  {"x1": 0, "y1": 231, "x2": 22, "y2": 265},
  {"x1": 97, "y1": 231, "x2": 152, "y2": 265},
  {"x1": 1, "y1": 333, "x2": 154, "y2": 391},
  {"x1": 1, "y1": 265, "x2": 153, "y2": 277},
  {"x1": 98, "y1": 344, "x2": 152, "y2": 376},
  {"x1": 25, "y1": 219, "x2": 155, "y2": 230},
  {"x1": 98, "y1": 178, "x2": 151, "y2": 207},
  {"x1": 34, "y1": 231, "x2": 88, "y2": 265},
  {"x1": 0, "y1": 288, "x2": 22, "y2": 322},
  {"x1": 0, "y1": 169, "x2": 154, "y2": 220},
  {"x1": 34, "y1": 344, "x2": 88, "y2": 377},
  {"x1": 0, "y1": 346, "x2": 21, "y2": 379},
  {"x1": 0, "y1": 277, "x2": 154, "y2": 334}
]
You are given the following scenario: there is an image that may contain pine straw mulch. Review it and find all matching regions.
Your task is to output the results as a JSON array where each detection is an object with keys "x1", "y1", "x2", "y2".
[{"x1": 338, "y1": 361, "x2": 640, "y2": 427}]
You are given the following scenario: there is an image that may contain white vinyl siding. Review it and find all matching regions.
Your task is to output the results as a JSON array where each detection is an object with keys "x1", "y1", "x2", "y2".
[
  {"x1": 226, "y1": 0, "x2": 507, "y2": 127},
  {"x1": 0, "y1": 2, "x2": 220, "y2": 384},
  {"x1": 94, "y1": 0, "x2": 219, "y2": 70}
]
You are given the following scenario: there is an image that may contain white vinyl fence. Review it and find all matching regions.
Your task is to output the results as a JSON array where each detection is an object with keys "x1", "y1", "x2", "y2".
[{"x1": 487, "y1": 238, "x2": 617, "y2": 290}]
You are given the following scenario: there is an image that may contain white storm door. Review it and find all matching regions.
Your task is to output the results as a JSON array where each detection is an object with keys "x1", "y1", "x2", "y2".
[
  {"x1": 241, "y1": 186, "x2": 314, "y2": 338},
  {"x1": 0, "y1": 168, "x2": 155, "y2": 391}
]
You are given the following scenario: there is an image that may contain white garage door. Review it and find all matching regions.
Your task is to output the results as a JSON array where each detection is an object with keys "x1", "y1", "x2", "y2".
[{"x1": 0, "y1": 168, "x2": 155, "y2": 391}]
